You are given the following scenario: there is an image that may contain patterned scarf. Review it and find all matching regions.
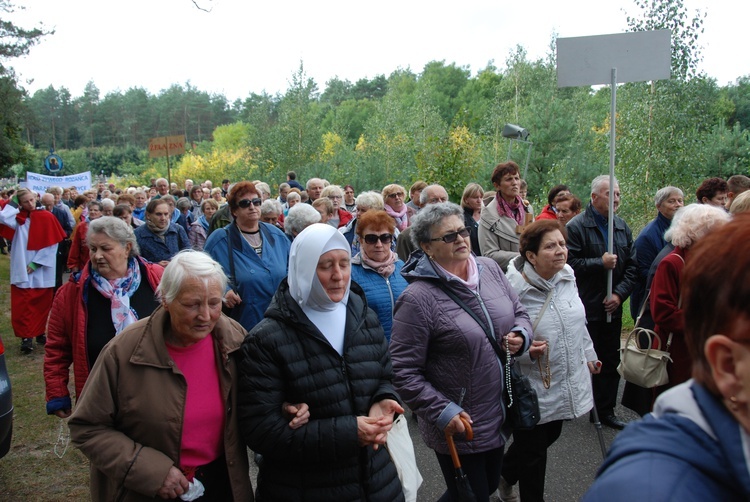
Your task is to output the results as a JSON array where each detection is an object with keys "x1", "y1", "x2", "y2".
[
  {"x1": 495, "y1": 192, "x2": 525, "y2": 226},
  {"x1": 89, "y1": 257, "x2": 142, "y2": 335},
  {"x1": 361, "y1": 248, "x2": 398, "y2": 278},
  {"x1": 384, "y1": 203, "x2": 409, "y2": 231}
]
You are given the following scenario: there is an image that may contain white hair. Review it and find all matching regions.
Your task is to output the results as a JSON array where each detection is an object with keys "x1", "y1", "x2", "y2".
[{"x1": 156, "y1": 250, "x2": 228, "y2": 304}]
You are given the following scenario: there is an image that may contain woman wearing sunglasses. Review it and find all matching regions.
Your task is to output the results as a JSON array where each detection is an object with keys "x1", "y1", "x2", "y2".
[
  {"x1": 390, "y1": 202, "x2": 532, "y2": 502},
  {"x1": 351, "y1": 210, "x2": 408, "y2": 343},
  {"x1": 204, "y1": 181, "x2": 291, "y2": 331}
]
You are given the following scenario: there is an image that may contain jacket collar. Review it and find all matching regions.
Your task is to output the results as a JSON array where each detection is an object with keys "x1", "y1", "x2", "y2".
[
  {"x1": 129, "y1": 305, "x2": 243, "y2": 369},
  {"x1": 580, "y1": 200, "x2": 626, "y2": 230},
  {"x1": 401, "y1": 249, "x2": 485, "y2": 286}
]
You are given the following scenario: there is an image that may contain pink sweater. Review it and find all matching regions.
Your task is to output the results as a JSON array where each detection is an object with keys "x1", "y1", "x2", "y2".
[{"x1": 167, "y1": 334, "x2": 225, "y2": 469}]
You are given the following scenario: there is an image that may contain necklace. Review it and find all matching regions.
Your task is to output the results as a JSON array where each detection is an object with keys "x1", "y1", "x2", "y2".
[
  {"x1": 537, "y1": 343, "x2": 551, "y2": 389},
  {"x1": 239, "y1": 228, "x2": 260, "y2": 235}
]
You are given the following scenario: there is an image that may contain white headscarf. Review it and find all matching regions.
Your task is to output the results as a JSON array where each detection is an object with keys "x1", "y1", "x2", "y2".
[
  {"x1": 288, "y1": 223, "x2": 352, "y2": 312},
  {"x1": 288, "y1": 223, "x2": 352, "y2": 354}
]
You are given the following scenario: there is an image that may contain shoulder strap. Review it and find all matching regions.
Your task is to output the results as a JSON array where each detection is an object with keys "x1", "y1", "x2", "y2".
[
  {"x1": 433, "y1": 281, "x2": 506, "y2": 360},
  {"x1": 225, "y1": 226, "x2": 239, "y2": 294},
  {"x1": 532, "y1": 290, "x2": 553, "y2": 333}
]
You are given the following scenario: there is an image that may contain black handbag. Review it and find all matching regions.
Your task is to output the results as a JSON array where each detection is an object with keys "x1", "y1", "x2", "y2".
[{"x1": 434, "y1": 281, "x2": 540, "y2": 431}]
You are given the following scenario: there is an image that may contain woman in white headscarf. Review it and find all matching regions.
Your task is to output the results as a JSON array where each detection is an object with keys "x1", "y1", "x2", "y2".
[{"x1": 237, "y1": 223, "x2": 405, "y2": 502}]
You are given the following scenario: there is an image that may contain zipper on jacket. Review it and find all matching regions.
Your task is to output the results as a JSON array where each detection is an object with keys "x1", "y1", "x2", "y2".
[{"x1": 385, "y1": 276, "x2": 395, "y2": 318}]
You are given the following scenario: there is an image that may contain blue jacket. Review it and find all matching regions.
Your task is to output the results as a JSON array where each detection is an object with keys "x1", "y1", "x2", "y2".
[
  {"x1": 350, "y1": 255, "x2": 407, "y2": 342},
  {"x1": 204, "y1": 221, "x2": 290, "y2": 331},
  {"x1": 630, "y1": 212, "x2": 670, "y2": 319},
  {"x1": 584, "y1": 381, "x2": 750, "y2": 501},
  {"x1": 134, "y1": 223, "x2": 189, "y2": 263}
]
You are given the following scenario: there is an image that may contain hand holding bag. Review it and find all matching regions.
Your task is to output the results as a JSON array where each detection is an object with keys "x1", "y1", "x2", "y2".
[{"x1": 386, "y1": 414, "x2": 423, "y2": 502}]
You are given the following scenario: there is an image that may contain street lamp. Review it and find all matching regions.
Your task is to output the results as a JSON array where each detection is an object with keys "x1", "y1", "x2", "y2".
[{"x1": 502, "y1": 124, "x2": 533, "y2": 180}]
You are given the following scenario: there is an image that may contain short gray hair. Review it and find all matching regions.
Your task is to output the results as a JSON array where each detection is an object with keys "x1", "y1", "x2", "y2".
[
  {"x1": 285, "y1": 203, "x2": 321, "y2": 237},
  {"x1": 46, "y1": 186, "x2": 63, "y2": 195},
  {"x1": 654, "y1": 186, "x2": 684, "y2": 207},
  {"x1": 176, "y1": 197, "x2": 191, "y2": 212},
  {"x1": 665, "y1": 203, "x2": 730, "y2": 248},
  {"x1": 354, "y1": 191, "x2": 384, "y2": 211},
  {"x1": 410, "y1": 202, "x2": 463, "y2": 247},
  {"x1": 286, "y1": 191, "x2": 301, "y2": 203},
  {"x1": 260, "y1": 199, "x2": 282, "y2": 217},
  {"x1": 101, "y1": 198, "x2": 115, "y2": 210},
  {"x1": 88, "y1": 216, "x2": 140, "y2": 258},
  {"x1": 591, "y1": 175, "x2": 619, "y2": 195},
  {"x1": 156, "y1": 250, "x2": 228, "y2": 304},
  {"x1": 255, "y1": 182, "x2": 271, "y2": 198},
  {"x1": 321, "y1": 184, "x2": 343, "y2": 199},
  {"x1": 420, "y1": 184, "x2": 448, "y2": 205}
]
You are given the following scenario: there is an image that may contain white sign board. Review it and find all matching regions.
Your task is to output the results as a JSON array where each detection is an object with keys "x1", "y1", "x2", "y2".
[
  {"x1": 557, "y1": 30, "x2": 671, "y2": 87},
  {"x1": 26, "y1": 171, "x2": 92, "y2": 194}
]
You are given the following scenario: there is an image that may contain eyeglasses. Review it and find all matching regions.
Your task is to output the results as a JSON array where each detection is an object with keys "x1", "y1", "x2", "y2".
[
  {"x1": 363, "y1": 233, "x2": 393, "y2": 245},
  {"x1": 238, "y1": 198, "x2": 262, "y2": 208},
  {"x1": 387, "y1": 192, "x2": 405, "y2": 198},
  {"x1": 328, "y1": 195, "x2": 343, "y2": 200},
  {"x1": 430, "y1": 227, "x2": 470, "y2": 243},
  {"x1": 427, "y1": 197, "x2": 449, "y2": 204}
]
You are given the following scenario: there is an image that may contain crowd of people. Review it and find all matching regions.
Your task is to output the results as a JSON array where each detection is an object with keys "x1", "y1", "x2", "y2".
[{"x1": 1, "y1": 165, "x2": 749, "y2": 501}]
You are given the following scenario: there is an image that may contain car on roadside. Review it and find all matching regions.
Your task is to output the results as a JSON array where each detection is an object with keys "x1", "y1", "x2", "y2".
[{"x1": 0, "y1": 333, "x2": 13, "y2": 458}]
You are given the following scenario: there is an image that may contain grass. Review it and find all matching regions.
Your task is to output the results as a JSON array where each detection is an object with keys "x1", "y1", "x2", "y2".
[{"x1": 0, "y1": 254, "x2": 90, "y2": 501}]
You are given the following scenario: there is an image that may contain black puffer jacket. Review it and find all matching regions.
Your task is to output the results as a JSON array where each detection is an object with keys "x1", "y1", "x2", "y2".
[
  {"x1": 237, "y1": 279, "x2": 404, "y2": 502},
  {"x1": 566, "y1": 201, "x2": 638, "y2": 321}
]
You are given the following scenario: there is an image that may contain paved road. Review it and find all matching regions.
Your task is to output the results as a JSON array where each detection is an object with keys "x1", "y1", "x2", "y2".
[
  {"x1": 248, "y1": 381, "x2": 638, "y2": 501},
  {"x1": 411, "y1": 380, "x2": 639, "y2": 501}
]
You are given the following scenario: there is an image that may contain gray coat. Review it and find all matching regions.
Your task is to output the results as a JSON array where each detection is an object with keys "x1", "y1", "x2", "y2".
[{"x1": 390, "y1": 252, "x2": 532, "y2": 455}]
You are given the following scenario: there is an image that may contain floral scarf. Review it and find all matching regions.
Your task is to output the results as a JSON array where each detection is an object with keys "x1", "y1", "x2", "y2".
[
  {"x1": 495, "y1": 192, "x2": 525, "y2": 226},
  {"x1": 385, "y1": 203, "x2": 409, "y2": 231},
  {"x1": 89, "y1": 257, "x2": 142, "y2": 335}
]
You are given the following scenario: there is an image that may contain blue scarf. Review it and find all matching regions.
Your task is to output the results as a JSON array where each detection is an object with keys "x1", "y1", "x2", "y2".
[{"x1": 198, "y1": 214, "x2": 210, "y2": 231}]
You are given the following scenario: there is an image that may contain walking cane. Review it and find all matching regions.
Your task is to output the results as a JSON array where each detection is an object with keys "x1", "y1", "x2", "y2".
[{"x1": 590, "y1": 365, "x2": 608, "y2": 460}]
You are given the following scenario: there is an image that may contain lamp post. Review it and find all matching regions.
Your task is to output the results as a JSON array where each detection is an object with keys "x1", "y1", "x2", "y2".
[{"x1": 502, "y1": 124, "x2": 533, "y2": 179}]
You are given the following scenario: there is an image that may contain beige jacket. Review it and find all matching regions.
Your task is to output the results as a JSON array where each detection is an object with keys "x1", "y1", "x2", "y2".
[
  {"x1": 69, "y1": 306, "x2": 253, "y2": 502},
  {"x1": 478, "y1": 197, "x2": 531, "y2": 272}
]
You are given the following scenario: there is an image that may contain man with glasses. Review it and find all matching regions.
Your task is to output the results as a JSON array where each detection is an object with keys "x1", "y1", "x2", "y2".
[{"x1": 396, "y1": 184, "x2": 449, "y2": 261}]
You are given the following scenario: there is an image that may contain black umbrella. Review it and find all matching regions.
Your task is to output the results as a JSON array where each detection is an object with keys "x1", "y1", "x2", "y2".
[{"x1": 444, "y1": 417, "x2": 477, "y2": 502}]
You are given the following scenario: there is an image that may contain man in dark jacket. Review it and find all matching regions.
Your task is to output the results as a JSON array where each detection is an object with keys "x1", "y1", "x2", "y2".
[{"x1": 566, "y1": 175, "x2": 637, "y2": 430}]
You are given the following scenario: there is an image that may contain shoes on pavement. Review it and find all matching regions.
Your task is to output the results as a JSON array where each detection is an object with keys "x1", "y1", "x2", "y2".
[
  {"x1": 600, "y1": 414, "x2": 626, "y2": 430},
  {"x1": 36, "y1": 334, "x2": 47, "y2": 346},
  {"x1": 20, "y1": 338, "x2": 33, "y2": 354},
  {"x1": 495, "y1": 477, "x2": 519, "y2": 502}
]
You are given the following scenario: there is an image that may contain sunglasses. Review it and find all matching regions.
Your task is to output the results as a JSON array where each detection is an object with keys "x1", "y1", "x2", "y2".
[
  {"x1": 430, "y1": 227, "x2": 470, "y2": 243},
  {"x1": 387, "y1": 192, "x2": 405, "y2": 198},
  {"x1": 363, "y1": 233, "x2": 393, "y2": 245},
  {"x1": 238, "y1": 198, "x2": 262, "y2": 208}
]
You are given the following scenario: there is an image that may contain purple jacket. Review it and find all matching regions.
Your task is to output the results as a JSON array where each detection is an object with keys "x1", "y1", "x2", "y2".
[{"x1": 390, "y1": 252, "x2": 532, "y2": 455}]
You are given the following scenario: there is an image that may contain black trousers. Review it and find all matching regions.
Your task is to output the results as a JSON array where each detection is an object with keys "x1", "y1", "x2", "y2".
[
  {"x1": 502, "y1": 420, "x2": 564, "y2": 502},
  {"x1": 435, "y1": 446, "x2": 504, "y2": 502},
  {"x1": 587, "y1": 319, "x2": 622, "y2": 416}
]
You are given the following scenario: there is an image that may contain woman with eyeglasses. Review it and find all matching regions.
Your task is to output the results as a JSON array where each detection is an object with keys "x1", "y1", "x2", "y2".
[
  {"x1": 321, "y1": 184, "x2": 354, "y2": 229},
  {"x1": 390, "y1": 202, "x2": 532, "y2": 502},
  {"x1": 351, "y1": 210, "x2": 408, "y2": 343},
  {"x1": 204, "y1": 181, "x2": 291, "y2": 331},
  {"x1": 382, "y1": 184, "x2": 416, "y2": 232},
  {"x1": 134, "y1": 199, "x2": 190, "y2": 267}
]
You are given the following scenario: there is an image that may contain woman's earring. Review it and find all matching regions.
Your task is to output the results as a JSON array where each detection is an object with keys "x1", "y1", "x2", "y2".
[{"x1": 729, "y1": 396, "x2": 740, "y2": 411}]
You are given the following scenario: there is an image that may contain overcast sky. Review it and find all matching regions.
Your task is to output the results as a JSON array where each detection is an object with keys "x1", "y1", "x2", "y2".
[{"x1": 6, "y1": 0, "x2": 747, "y2": 101}]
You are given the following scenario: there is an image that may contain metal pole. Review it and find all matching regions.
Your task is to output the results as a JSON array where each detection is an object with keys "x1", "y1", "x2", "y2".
[
  {"x1": 607, "y1": 68, "x2": 617, "y2": 324},
  {"x1": 523, "y1": 141, "x2": 533, "y2": 181}
]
